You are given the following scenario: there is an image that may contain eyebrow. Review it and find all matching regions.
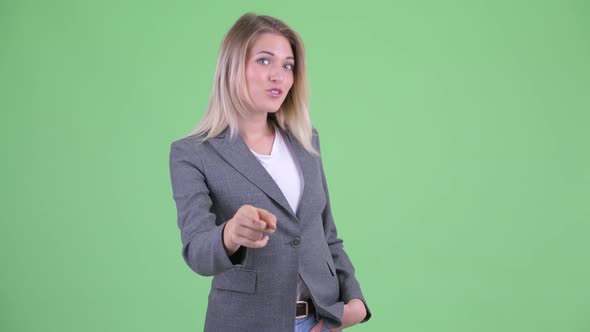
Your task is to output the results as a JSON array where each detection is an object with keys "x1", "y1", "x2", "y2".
[{"x1": 256, "y1": 50, "x2": 295, "y2": 60}]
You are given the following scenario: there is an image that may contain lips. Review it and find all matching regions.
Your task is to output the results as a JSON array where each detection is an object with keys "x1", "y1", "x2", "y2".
[{"x1": 266, "y1": 88, "x2": 283, "y2": 97}]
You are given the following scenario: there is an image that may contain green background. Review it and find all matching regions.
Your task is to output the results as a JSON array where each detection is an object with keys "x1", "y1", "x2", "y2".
[{"x1": 1, "y1": 0, "x2": 589, "y2": 331}]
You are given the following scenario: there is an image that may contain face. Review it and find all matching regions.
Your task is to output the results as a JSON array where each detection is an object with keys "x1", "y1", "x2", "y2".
[{"x1": 244, "y1": 33, "x2": 295, "y2": 114}]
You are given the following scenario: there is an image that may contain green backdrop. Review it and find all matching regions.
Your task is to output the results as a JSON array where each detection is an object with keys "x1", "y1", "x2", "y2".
[{"x1": 1, "y1": 0, "x2": 589, "y2": 331}]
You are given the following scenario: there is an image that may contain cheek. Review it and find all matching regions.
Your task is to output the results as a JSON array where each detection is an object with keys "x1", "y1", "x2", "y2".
[
  {"x1": 245, "y1": 67, "x2": 261, "y2": 87},
  {"x1": 245, "y1": 71, "x2": 253, "y2": 86},
  {"x1": 286, "y1": 73, "x2": 294, "y2": 90}
]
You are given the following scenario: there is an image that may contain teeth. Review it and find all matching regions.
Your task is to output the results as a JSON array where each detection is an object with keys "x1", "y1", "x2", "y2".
[{"x1": 271, "y1": 89, "x2": 279, "y2": 95}]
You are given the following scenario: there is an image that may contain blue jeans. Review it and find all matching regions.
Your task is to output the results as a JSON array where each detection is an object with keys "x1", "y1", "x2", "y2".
[{"x1": 294, "y1": 315, "x2": 331, "y2": 332}]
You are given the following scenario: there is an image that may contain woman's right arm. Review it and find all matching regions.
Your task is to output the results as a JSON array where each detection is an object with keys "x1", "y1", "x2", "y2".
[
  {"x1": 169, "y1": 139, "x2": 277, "y2": 276},
  {"x1": 169, "y1": 139, "x2": 241, "y2": 276}
]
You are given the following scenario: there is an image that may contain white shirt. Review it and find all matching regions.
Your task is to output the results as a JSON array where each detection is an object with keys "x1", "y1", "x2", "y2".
[{"x1": 249, "y1": 128, "x2": 302, "y2": 214}]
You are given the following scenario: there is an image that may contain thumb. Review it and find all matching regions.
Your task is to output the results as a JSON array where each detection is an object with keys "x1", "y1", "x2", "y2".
[
  {"x1": 256, "y1": 208, "x2": 277, "y2": 231},
  {"x1": 310, "y1": 319, "x2": 324, "y2": 332}
]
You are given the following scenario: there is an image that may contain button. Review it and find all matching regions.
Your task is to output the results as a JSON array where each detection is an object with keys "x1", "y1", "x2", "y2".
[{"x1": 290, "y1": 237, "x2": 301, "y2": 247}]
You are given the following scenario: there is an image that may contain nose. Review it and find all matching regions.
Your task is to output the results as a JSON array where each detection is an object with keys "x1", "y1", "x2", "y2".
[{"x1": 269, "y1": 64, "x2": 284, "y2": 83}]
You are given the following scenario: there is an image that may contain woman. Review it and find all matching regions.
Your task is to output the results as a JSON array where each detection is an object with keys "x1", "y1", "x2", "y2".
[{"x1": 169, "y1": 13, "x2": 371, "y2": 331}]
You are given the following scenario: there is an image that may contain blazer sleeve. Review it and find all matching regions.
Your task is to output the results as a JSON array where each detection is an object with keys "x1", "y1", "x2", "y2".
[
  {"x1": 313, "y1": 128, "x2": 372, "y2": 323},
  {"x1": 169, "y1": 139, "x2": 247, "y2": 277}
]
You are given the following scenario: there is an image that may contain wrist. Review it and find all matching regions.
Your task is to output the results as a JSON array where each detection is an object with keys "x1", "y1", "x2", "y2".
[
  {"x1": 347, "y1": 299, "x2": 367, "y2": 323},
  {"x1": 222, "y1": 221, "x2": 240, "y2": 255}
]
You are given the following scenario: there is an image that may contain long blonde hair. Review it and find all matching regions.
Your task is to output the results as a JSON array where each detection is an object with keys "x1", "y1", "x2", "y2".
[{"x1": 189, "y1": 13, "x2": 316, "y2": 154}]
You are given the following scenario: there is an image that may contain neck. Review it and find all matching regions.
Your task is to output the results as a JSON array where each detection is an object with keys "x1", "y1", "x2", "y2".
[{"x1": 237, "y1": 112, "x2": 274, "y2": 140}]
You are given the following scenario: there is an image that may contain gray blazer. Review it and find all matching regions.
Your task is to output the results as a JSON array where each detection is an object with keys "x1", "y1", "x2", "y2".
[{"x1": 169, "y1": 126, "x2": 371, "y2": 331}]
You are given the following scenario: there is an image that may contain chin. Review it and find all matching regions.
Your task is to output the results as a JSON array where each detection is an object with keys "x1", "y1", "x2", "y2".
[
  {"x1": 263, "y1": 103, "x2": 283, "y2": 113},
  {"x1": 251, "y1": 100, "x2": 285, "y2": 114}
]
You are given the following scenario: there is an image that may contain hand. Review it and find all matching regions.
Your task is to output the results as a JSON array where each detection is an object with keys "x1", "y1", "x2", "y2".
[
  {"x1": 223, "y1": 204, "x2": 277, "y2": 255},
  {"x1": 310, "y1": 299, "x2": 367, "y2": 332}
]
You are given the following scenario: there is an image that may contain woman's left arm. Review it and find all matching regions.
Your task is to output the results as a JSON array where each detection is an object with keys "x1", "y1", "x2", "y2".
[
  {"x1": 311, "y1": 298, "x2": 367, "y2": 332},
  {"x1": 313, "y1": 129, "x2": 372, "y2": 324}
]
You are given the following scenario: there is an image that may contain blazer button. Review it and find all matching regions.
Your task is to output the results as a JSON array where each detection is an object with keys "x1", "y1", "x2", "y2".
[{"x1": 290, "y1": 237, "x2": 301, "y2": 247}]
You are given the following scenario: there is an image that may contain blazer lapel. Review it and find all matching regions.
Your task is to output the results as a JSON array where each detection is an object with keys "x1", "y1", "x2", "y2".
[
  {"x1": 282, "y1": 129, "x2": 317, "y2": 220},
  {"x1": 208, "y1": 128, "x2": 297, "y2": 219}
]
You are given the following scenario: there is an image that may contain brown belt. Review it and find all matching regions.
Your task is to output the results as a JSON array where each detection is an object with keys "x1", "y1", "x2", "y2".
[{"x1": 296, "y1": 300, "x2": 315, "y2": 319}]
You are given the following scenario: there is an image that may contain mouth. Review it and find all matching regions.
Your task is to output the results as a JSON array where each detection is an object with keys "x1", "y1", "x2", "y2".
[{"x1": 266, "y1": 88, "x2": 283, "y2": 98}]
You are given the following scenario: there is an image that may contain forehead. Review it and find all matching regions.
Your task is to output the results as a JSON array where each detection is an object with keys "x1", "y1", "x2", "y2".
[{"x1": 248, "y1": 33, "x2": 294, "y2": 57}]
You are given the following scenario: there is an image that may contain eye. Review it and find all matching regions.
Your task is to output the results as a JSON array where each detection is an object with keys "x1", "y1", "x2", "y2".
[
  {"x1": 284, "y1": 63, "x2": 295, "y2": 71},
  {"x1": 257, "y1": 58, "x2": 270, "y2": 65}
]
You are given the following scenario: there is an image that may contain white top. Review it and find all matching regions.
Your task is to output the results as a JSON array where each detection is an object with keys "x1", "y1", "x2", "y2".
[
  {"x1": 249, "y1": 128, "x2": 311, "y2": 300},
  {"x1": 249, "y1": 128, "x2": 303, "y2": 214}
]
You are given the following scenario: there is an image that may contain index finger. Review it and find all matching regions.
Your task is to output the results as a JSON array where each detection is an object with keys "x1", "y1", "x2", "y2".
[{"x1": 256, "y1": 208, "x2": 277, "y2": 231}]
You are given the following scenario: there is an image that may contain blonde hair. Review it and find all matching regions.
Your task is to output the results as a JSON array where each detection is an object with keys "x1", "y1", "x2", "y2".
[{"x1": 189, "y1": 13, "x2": 317, "y2": 154}]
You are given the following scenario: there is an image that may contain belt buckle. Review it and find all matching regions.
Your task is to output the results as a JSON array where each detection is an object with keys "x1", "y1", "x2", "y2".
[{"x1": 296, "y1": 300, "x2": 308, "y2": 319}]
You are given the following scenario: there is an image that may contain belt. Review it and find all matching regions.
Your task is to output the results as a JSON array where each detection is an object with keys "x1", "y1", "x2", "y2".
[{"x1": 296, "y1": 299, "x2": 315, "y2": 319}]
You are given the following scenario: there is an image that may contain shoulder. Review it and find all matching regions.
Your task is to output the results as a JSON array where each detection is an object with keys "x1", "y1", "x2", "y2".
[
  {"x1": 169, "y1": 134, "x2": 214, "y2": 170},
  {"x1": 312, "y1": 127, "x2": 319, "y2": 138},
  {"x1": 171, "y1": 134, "x2": 205, "y2": 150},
  {"x1": 171, "y1": 126, "x2": 231, "y2": 153},
  {"x1": 170, "y1": 135, "x2": 208, "y2": 155},
  {"x1": 311, "y1": 126, "x2": 322, "y2": 152}
]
